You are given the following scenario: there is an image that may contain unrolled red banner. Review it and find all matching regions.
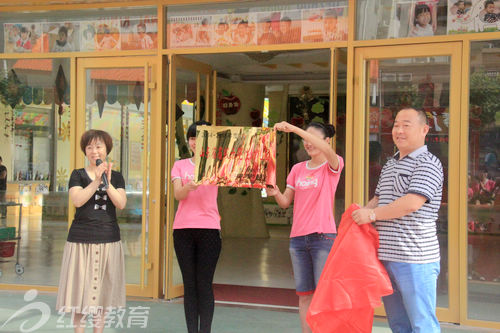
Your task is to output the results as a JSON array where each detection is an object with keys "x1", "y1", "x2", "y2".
[{"x1": 194, "y1": 126, "x2": 276, "y2": 188}]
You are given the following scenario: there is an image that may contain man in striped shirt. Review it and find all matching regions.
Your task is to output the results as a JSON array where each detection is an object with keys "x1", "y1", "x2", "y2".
[{"x1": 353, "y1": 108, "x2": 444, "y2": 333}]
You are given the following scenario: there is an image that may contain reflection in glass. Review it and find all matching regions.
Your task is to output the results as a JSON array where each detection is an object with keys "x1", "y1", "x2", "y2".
[
  {"x1": 0, "y1": 59, "x2": 70, "y2": 285},
  {"x1": 367, "y1": 56, "x2": 451, "y2": 308},
  {"x1": 85, "y1": 67, "x2": 148, "y2": 285},
  {"x1": 335, "y1": 48, "x2": 347, "y2": 225},
  {"x1": 467, "y1": 40, "x2": 500, "y2": 322}
]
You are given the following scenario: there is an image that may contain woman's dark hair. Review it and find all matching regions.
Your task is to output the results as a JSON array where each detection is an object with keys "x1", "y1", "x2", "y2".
[
  {"x1": 414, "y1": 4, "x2": 432, "y2": 26},
  {"x1": 186, "y1": 120, "x2": 211, "y2": 140},
  {"x1": 80, "y1": 129, "x2": 113, "y2": 154},
  {"x1": 305, "y1": 122, "x2": 336, "y2": 139}
]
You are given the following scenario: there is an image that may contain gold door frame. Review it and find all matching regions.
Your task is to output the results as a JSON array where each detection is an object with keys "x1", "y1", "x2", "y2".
[
  {"x1": 76, "y1": 56, "x2": 161, "y2": 298},
  {"x1": 165, "y1": 55, "x2": 213, "y2": 299},
  {"x1": 351, "y1": 42, "x2": 462, "y2": 323}
]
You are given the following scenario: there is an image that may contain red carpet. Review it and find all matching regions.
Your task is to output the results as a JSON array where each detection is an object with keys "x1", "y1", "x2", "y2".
[{"x1": 213, "y1": 284, "x2": 298, "y2": 307}]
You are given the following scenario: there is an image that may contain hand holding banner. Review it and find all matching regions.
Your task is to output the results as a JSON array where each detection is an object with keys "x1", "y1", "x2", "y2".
[{"x1": 194, "y1": 126, "x2": 276, "y2": 188}]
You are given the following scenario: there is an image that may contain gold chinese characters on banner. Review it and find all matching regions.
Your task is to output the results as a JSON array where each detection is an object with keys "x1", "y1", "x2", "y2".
[{"x1": 194, "y1": 126, "x2": 276, "y2": 188}]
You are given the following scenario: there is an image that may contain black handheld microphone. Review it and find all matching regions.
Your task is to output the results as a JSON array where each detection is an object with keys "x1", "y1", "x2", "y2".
[{"x1": 96, "y1": 159, "x2": 109, "y2": 190}]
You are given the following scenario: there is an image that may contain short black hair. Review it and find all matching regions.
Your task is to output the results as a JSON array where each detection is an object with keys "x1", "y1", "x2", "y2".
[
  {"x1": 398, "y1": 108, "x2": 428, "y2": 125},
  {"x1": 305, "y1": 122, "x2": 336, "y2": 138},
  {"x1": 186, "y1": 120, "x2": 212, "y2": 140},
  {"x1": 80, "y1": 129, "x2": 113, "y2": 154},
  {"x1": 485, "y1": 0, "x2": 495, "y2": 7},
  {"x1": 414, "y1": 4, "x2": 432, "y2": 26},
  {"x1": 58, "y1": 26, "x2": 68, "y2": 36}
]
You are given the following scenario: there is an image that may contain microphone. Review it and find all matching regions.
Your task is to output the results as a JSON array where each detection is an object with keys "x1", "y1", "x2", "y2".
[{"x1": 96, "y1": 159, "x2": 109, "y2": 190}]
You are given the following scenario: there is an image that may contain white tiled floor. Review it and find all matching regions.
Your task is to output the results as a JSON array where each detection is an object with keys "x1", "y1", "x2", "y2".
[{"x1": 214, "y1": 226, "x2": 295, "y2": 288}]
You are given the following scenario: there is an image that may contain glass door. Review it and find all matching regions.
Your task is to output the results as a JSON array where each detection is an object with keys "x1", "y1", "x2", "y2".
[
  {"x1": 352, "y1": 43, "x2": 462, "y2": 322},
  {"x1": 76, "y1": 56, "x2": 159, "y2": 297},
  {"x1": 165, "y1": 55, "x2": 212, "y2": 298}
]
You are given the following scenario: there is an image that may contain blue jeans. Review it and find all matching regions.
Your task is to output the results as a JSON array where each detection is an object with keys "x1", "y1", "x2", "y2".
[
  {"x1": 289, "y1": 233, "x2": 336, "y2": 295},
  {"x1": 382, "y1": 261, "x2": 441, "y2": 333}
]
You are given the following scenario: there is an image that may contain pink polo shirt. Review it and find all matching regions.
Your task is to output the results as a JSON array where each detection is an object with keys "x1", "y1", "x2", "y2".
[
  {"x1": 287, "y1": 156, "x2": 344, "y2": 238},
  {"x1": 171, "y1": 158, "x2": 220, "y2": 230}
]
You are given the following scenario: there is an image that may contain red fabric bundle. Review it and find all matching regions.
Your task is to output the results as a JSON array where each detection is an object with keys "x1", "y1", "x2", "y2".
[{"x1": 306, "y1": 204, "x2": 393, "y2": 333}]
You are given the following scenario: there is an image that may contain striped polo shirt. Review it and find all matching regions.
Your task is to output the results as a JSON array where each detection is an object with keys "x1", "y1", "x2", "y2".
[{"x1": 375, "y1": 145, "x2": 443, "y2": 264}]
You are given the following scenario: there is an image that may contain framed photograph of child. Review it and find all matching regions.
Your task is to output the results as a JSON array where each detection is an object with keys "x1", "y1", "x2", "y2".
[
  {"x1": 212, "y1": 14, "x2": 232, "y2": 47},
  {"x1": 322, "y1": 6, "x2": 348, "y2": 41},
  {"x1": 408, "y1": 1, "x2": 438, "y2": 37},
  {"x1": 47, "y1": 22, "x2": 79, "y2": 53},
  {"x1": 168, "y1": 16, "x2": 196, "y2": 48},
  {"x1": 121, "y1": 17, "x2": 158, "y2": 50},
  {"x1": 447, "y1": 0, "x2": 500, "y2": 34},
  {"x1": 228, "y1": 12, "x2": 257, "y2": 46},
  {"x1": 95, "y1": 19, "x2": 121, "y2": 51},
  {"x1": 4, "y1": 22, "x2": 43, "y2": 53},
  {"x1": 80, "y1": 22, "x2": 97, "y2": 51},
  {"x1": 194, "y1": 16, "x2": 213, "y2": 47},
  {"x1": 301, "y1": 8, "x2": 324, "y2": 43}
]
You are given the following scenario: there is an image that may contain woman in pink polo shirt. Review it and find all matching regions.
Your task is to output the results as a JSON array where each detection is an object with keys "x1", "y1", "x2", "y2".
[
  {"x1": 267, "y1": 121, "x2": 343, "y2": 333},
  {"x1": 171, "y1": 120, "x2": 221, "y2": 333}
]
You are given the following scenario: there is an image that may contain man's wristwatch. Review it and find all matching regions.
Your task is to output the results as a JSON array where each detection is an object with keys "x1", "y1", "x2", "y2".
[{"x1": 369, "y1": 209, "x2": 376, "y2": 222}]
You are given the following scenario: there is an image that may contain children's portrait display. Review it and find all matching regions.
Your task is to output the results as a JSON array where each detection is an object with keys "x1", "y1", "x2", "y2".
[
  {"x1": 167, "y1": 4, "x2": 348, "y2": 49},
  {"x1": 47, "y1": 22, "x2": 79, "y2": 52},
  {"x1": 228, "y1": 13, "x2": 257, "y2": 46},
  {"x1": 448, "y1": 0, "x2": 500, "y2": 33},
  {"x1": 322, "y1": 7, "x2": 348, "y2": 41},
  {"x1": 80, "y1": 23, "x2": 97, "y2": 51},
  {"x1": 195, "y1": 17, "x2": 213, "y2": 47},
  {"x1": 95, "y1": 20, "x2": 121, "y2": 51},
  {"x1": 301, "y1": 6, "x2": 348, "y2": 43},
  {"x1": 409, "y1": 3, "x2": 435, "y2": 37},
  {"x1": 169, "y1": 18, "x2": 196, "y2": 48},
  {"x1": 213, "y1": 17, "x2": 231, "y2": 46},
  {"x1": 256, "y1": 10, "x2": 302, "y2": 45},
  {"x1": 301, "y1": 8, "x2": 326, "y2": 43},
  {"x1": 3, "y1": 23, "x2": 43, "y2": 53},
  {"x1": 120, "y1": 18, "x2": 158, "y2": 50}
]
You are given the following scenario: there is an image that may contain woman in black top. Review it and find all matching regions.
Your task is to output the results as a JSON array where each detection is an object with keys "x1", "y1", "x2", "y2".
[{"x1": 56, "y1": 129, "x2": 127, "y2": 333}]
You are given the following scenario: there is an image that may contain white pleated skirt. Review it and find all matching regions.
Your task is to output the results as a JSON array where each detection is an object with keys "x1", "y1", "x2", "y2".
[{"x1": 56, "y1": 241, "x2": 126, "y2": 314}]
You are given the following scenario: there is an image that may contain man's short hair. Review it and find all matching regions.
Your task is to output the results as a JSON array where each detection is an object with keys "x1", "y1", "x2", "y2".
[
  {"x1": 415, "y1": 109, "x2": 428, "y2": 125},
  {"x1": 399, "y1": 108, "x2": 428, "y2": 125}
]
